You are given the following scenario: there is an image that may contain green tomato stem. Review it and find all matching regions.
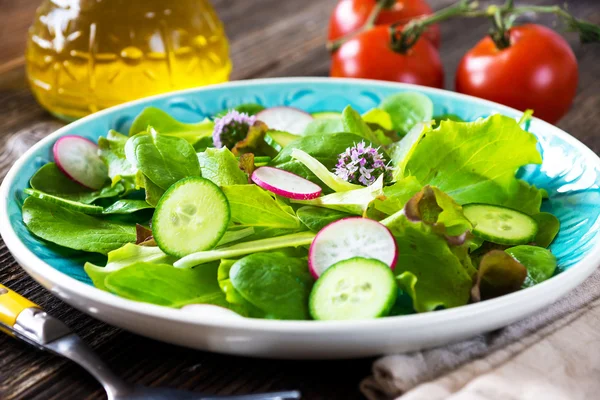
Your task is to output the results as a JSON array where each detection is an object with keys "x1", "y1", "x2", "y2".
[
  {"x1": 390, "y1": 0, "x2": 480, "y2": 53},
  {"x1": 327, "y1": 0, "x2": 388, "y2": 52},
  {"x1": 388, "y1": 0, "x2": 600, "y2": 54}
]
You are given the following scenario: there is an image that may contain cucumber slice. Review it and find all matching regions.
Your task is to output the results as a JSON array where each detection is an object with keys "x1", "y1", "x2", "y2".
[
  {"x1": 309, "y1": 257, "x2": 397, "y2": 321},
  {"x1": 153, "y1": 177, "x2": 230, "y2": 257},
  {"x1": 265, "y1": 130, "x2": 299, "y2": 151},
  {"x1": 463, "y1": 203, "x2": 538, "y2": 245}
]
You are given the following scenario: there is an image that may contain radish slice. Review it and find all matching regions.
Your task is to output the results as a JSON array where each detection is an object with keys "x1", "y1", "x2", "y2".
[
  {"x1": 53, "y1": 135, "x2": 108, "y2": 190},
  {"x1": 251, "y1": 167, "x2": 322, "y2": 200},
  {"x1": 256, "y1": 106, "x2": 314, "y2": 135},
  {"x1": 309, "y1": 217, "x2": 397, "y2": 279}
]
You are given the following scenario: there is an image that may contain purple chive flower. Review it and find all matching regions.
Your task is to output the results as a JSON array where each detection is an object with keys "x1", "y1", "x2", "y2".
[
  {"x1": 334, "y1": 141, "x2": 393, "y2": 186},
  {"x1": 212, "y1": 110, "x2": 257, "y2": 149}
]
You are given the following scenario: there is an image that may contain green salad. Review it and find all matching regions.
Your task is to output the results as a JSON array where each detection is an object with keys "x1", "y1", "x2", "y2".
[{"x1": 21, "y1": 91, "x2": 560, "y2": 321}]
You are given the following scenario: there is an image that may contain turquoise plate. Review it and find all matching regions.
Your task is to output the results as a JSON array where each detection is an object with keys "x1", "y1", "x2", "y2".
[{"x1": 1, "y1": 78, "x2": 599, "y2": 359}]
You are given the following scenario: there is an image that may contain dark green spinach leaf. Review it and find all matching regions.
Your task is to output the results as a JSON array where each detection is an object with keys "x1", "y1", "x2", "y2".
[
  {"x1": 22, "y1": 197, "x2": 136, "y2": 255},
  {"x1": 125, "y1": 130, "x2": 201, "y2": 190},
  {"x1": 296, "y1": 206, "x2": 352, "y2": 232},
  {"x1": 505, "y1": 245, "x2": 557, "y2": 288},
  {"x1": 104, "y1": 261, "x2": 225, "y2": 307},
  {"x1": 229, "y1": 252, "x2": 313, "y2": 320},
  {"x1": 30, "y1": 163, "x2": 123, "y2": 204}
]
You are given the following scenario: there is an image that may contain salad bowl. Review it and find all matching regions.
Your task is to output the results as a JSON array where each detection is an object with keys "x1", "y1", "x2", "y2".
[{"x1": 1, "y1": 77, "x2": 600, "y2": 359}]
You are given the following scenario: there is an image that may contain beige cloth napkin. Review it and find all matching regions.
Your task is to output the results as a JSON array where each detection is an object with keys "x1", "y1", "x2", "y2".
[{"x1": 361, "y1": 267, "x2": 600, "y2": 400}]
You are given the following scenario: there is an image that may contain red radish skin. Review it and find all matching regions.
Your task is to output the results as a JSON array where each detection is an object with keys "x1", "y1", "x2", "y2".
[
  {"x1": 251, "y1": 167, "x2": 322, "y2": 200},
  {"x1": 256, "y1": 107, "x2": 314, "y2": 135},
  {"x1": 308, "y1": 217, "x2": 398, "y2": 279},
  {"x1": 53, "y1": 135, "x2": 108, "y2": 190}
]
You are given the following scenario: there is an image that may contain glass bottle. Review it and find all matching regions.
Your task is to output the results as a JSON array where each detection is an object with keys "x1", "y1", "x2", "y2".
[{"x1": 26, "y1": 0, "x2": 231, "y2": 121}]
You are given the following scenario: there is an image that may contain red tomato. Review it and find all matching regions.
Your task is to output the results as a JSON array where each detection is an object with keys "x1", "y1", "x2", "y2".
[
  {"x1": 456, "y1": 24, "x2": 578, "y2": 124},
  {"x1": 330, "y1": 25, "x2": 444, "y2": 88},
  {"x1": 328, "y1": 0, "x2": 441, "y2": 48}
]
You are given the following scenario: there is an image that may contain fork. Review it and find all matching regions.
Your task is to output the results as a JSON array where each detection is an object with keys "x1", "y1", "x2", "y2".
[{"x1": 0, "y1": 283, "x2": 301, "y2": 400}]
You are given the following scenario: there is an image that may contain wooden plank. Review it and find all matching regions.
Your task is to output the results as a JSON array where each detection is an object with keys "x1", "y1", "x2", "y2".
[{"x1": 0, "y1": 0, "x2": 599, "y2": 399}]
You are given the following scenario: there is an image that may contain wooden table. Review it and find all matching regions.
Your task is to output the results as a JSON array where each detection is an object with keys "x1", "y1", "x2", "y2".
[{"x1": 1, "y1": 1, "x2": 599, "y2": 399}]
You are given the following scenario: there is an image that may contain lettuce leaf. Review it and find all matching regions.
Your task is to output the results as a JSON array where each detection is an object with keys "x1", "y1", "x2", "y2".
[
  {"x1": 85, "y1": 243, "x2": 175, "y2": 290},
  {"x1": 290, "y1": 149, "x2": 362, "y2": 192},
  {"x1": 371, "y1": 176, "x2": 422, "y2": 216},
  {"x1": 471, "y1": 250, "x2": 527, "y2": 302},
  {"x1": 384, "y1": 215, "x2": 472, "y2": 312},
  {"x1": 379, "y1": 92, "x2": 434, "y2": 136},
  {"x1": 403, "y1": 114, "x2": 543, "y2": 207},
  {"x1": 291, "y1": 174, "x2": 386, "y2": 215},
  {"x1": 197, "y1": 147, "x2": 248, "y2": 186},
  {"x1": 221, "y1": 185, "x2": 300, "y2": 229},
  {"x1": 505, "y1": 245, "x2": 557, "y2": 288},
  {"x1": 98, "y1": 130, "x2": 137, "y2": 190},
  {"x1": 532, "y1": 212, "x2": 560, "y2": 248},
  {"x1": 403, "y1": 186, "x2": 472, "y2": 237},
  {"x1": 129, "y1": 106, "x2": 213, "y2": 144},
  {"x1": 104, "y1": 261, "x2": 226, "y2": 308}
]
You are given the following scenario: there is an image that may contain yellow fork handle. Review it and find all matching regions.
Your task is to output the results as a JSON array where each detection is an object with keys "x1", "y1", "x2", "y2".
[{"x1": 0, "y1": 283, "x2": 39, "y2": 328}]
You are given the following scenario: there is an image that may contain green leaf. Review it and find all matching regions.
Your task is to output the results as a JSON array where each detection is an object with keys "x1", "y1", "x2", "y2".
[
  {"x1": 84, "y1": 243, "x2": 175, "y2": 290},
  {"x1": 104, "y1": 261, "x2": 225, "y2": 307},
  {"x1": 174, "y1": 231, "x2": 316, "y2": 268},
  {"x1": 303, "y1": 119, "x2": 344, "y2": 136},
  {"x1": 98, "y1": 130, "x2": 137, "y2": 190},
  {"x1": 403, "y1": 186, "x2": 472, "y2": 237},
  {"x1": 471, "y1": 250, "x2": 527, "y2": 302},
  {"x1": 433, "y1": 114, "x2": 464, "y2": 127},
  {"x1": 290, "y1": 149, "x2": 362, "y2": 192},
  {"x1": 404, "y1": 114, "x2": 542, "y2": 206},
  {"x1": 291, "y1": 174, "x2": 386, "y2": 215},
  {"x1": 231, "y1": 121, "x2": 278, "y2": 158},
  {"x1": 197, "y1": 147, "x2": 248, "y2": 186},
  {"x1": 125, "y1": 129, "x2": 201, "y2": 190},
  {"x1": 214, "y1": 103, "x2": 265, "y2": 118},
  {"x1": 362, "y1": 108, "x2": 393, "y2": 131},
  {"x1": 505, "y1": 245, "x2": 557, "y2": 288},
  {"x1": 389, "y1": 122, "x2": 433, "y2": 181},
  {"x1": 384, "y1": 215, "x2": 472, "y2": 312},
  {"x1": 532, "y1": 212, "x2": 560, "y2": 248},
  {"x1": 379, "y1": 92, "x2": 434, "y2": 136},
  {"x1": 221, "y1": 185, "x2": 300, "y2": 229},
  {"x1": 137, "y1": 172, "x2": 165, "y2": 207},
  {"x1": 230, "y1": 252, "x2": 313, "y2": 320},
  {"x1": 371, "y1": 176, "x2": 422, "y2": 216},
  {"x1": 503, "y1": 180, "x2": 543, "y2": 215},
  {"x1": 264, "y1": 130, "x2": 299, "y2": 151},
  {"x1": 216, "y1": 227, "x2": 256, "y2": 247},
  {"x1": 102, "y1": 199, "x2": 154, "y2": 214},
  {"x1": 217, "y1": 259, "x2": 263, "y2": 317},
  {"x1": 24, "y1": 188, "x2": 104, "y2": 214},
  {"x1": 30, "y1": 163, "x2": 124, "y2": 204},
  {"x1": 237, "y1": 153, "x2": 255, "y2": 179},
  {"x1": 129, "y1": 107, "x2": 214, "y2": 144},
  {"x1": 193, "y1": 136, "x2": 214, "y2": 152},
  {"x1": 22, "y1": 197, "x2": 136, "y2": 255},
  {"x1": 341, "y1": 106, "x2": 386, "y2": 145},
  {"x1": 270, "y1": 132, "x2": 376, "y2": 193},
  {"x1": 296, "y1": 206, "x2": 353, "y2": 232}
]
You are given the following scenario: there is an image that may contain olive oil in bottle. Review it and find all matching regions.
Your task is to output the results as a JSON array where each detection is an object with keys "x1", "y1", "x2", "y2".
[{"x1": 26, "y1": 0, "x2": 231, "y2": 121}]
